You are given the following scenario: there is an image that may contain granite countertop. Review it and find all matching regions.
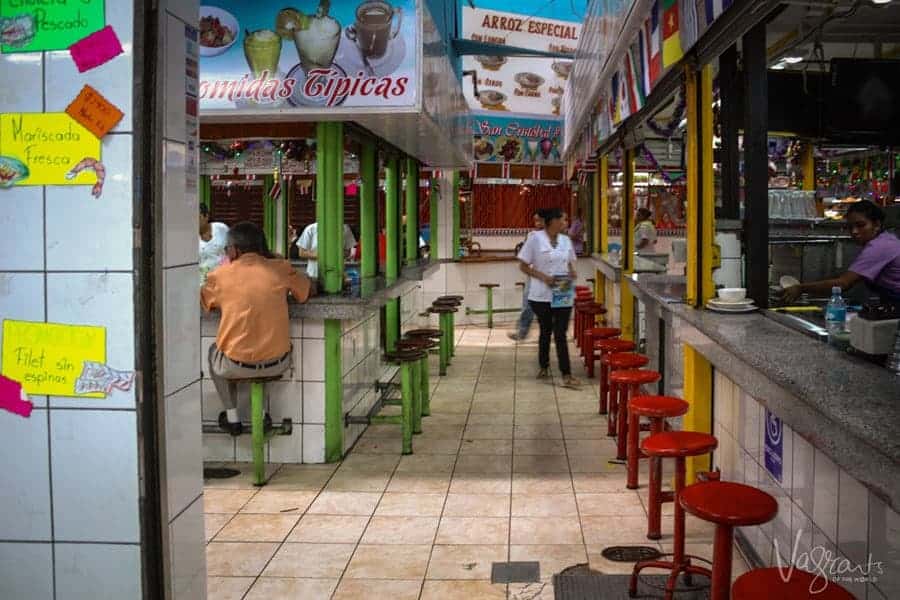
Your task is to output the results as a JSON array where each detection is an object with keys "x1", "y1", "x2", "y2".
[
  {"x1": 667, "y1": 303, "x2": 900, "y2": 511},
  {"x1": 202, "y1": 260, "x2": 439, "y2": 321},
  {"x1": 593, "y1": 253, "x2": 668, "y2": 281},
  {"x1": 627, "y1": 274, "x2": 687, "y2": 305}
]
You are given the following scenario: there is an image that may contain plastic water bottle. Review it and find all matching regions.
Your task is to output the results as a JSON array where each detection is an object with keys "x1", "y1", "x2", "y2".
[{"x1": 825, "y1": 286, "x2": 847, "y2": 337}]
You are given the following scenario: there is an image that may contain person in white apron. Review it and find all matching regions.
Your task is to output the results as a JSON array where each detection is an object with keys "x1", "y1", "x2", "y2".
[{"x1": 517, "y1": 207, "x2": 580, "y2": 387}]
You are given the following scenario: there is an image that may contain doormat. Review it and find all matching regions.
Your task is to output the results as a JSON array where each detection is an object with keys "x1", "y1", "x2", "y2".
[
  {"x1": 601, "y1": 545, "x2": 663, "y2": 563},
  {"x1": 554, "y1": 572, "x2": 710, "y2": 599},
  {"x1": 491, "y1": 561, "x2": 541, "y2": 583},
  {"x1": 203, "y1": 467, "x2": 240, "y2": 479}
]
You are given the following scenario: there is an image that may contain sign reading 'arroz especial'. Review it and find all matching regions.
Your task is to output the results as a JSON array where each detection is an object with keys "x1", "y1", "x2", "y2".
[
  {"x1": 461, "y1": 7, "x2": 580, "y2": 117},
  {"x1": 199, "y1": 0, "x2": 417, "y2": 112}
]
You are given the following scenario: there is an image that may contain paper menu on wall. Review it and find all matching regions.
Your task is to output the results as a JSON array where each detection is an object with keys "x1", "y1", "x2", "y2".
[
  {"x1": 0, "y1": 0, "x2": 106, "y2": 53},
  {"x1": 0, "y1": 113, "x2": 100, "y2": 186}
]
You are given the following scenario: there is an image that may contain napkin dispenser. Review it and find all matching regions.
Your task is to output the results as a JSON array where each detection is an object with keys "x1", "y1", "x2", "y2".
[{"x1": 850, "y1": 316, "x2": 900, "y2": 355}]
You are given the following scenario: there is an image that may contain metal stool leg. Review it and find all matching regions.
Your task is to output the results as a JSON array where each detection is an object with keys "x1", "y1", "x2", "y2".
[
  {"x1": 420, "y1": 355, "x2": 431, "y2": 416},
  {"x1": 400, "y1": 363, "x2": 413, "y2": 454},
  {"x1": 411, "y1": 359, "x2": 423, "y2": 434},
  {"x1": 251, "y1": 382, "x2": 266, "y2": 486},
  {"x1": 439, "y1": 314, "x2": 449, "y2": 376},
  {"x1": 449, "y1": 312, "x2": 456, "y2": 359},
  {"x1": 486, "y1": 287, "x2": 494, "y2": 329}
]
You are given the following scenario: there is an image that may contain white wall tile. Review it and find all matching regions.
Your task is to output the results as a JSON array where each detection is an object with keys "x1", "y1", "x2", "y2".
[
  {"x1": 269, "y1": 429, "x2": 303, "y2": 463},
  {"x1": 266, "y1": 380, "x2": 303, "y2": 423},
  {"x1": 51, "y1": 410, "x2": 140, "y2": 542},
  {"x1": 201, "y1": 380, "x2": 226, "y2": 422},
  {"x1": 0, "y1": 187, "x2": 44, "y2": 270},
  {"x1": 0, "y1": 54, "x2": 43, "y2": 112},
  {"x1": 302, "y1": 338, "x2": 325, "y2": 381},
  {"x1": 303, "y1": 381, "x2": 326, "y2": 424},
  {"x1": 792, "y1": 433, "x2": 815, "y2": 514},
  {"x1": 304, "y1": 319, "x2": 325, "y2": 338},
  {"x1": 838, "y1": 471, "x2": 869, "y2": 568},
  {"x1": 868, "y1": 492, "x2": 900, "y2": 598},
  {"x1": 46, "y1": 134, "x2": 133, "y2": 271},
  {"x1": 303, "y1": 424, "x2": 326, "y2": 463},
  {"x1": 55, "y1": 543, "x2": 141, "y2": 600},
  {"x1": 203, "y1": 433, "x2": 235, "y2": 463},
  {"x1": 163, "y1": 265, "x2": 201, "y2": 395},
  {"x1": 164, "y1": 14, "x2": 188, "y2": 143},
  {"x1": 168, "y1": 496, "x2": 206, "y2": 600},
  {"x1": 0, "y1": 409, "x2": 51, "y2": 540},
  {"x1": 0, "y1": 542, "x2": 53, "y2": 600},
  {"x1": 813, "y1": 449, "x2": 839, "y2": 545},
  {"x1": 0, "y1": 273, "x2": 47, "y2": 407},
  {"x1": 45, "y1": 272, "x2": 135, "y2": 409},
  {"x1": 165, "y1": 382, "x2": 203, "y2": 520},
  {"x1": 739, "y1": 392, "x2": 762, "y2": 462},
  {"x1": 163, "y1": 141, "x2": 197, "y2": 267},
  {"x1": 791, "y1": 502, "x2": 813, "y2": 559}
]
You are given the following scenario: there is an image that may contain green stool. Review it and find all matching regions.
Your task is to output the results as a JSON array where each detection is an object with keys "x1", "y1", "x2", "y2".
[
  {"x1": 248, "y1": 377, "x2": 293, "y2": 486},
  {"x1": 479, "y1": 283, "x2": 500, "y2": 329},
  {"x1": 428, "y1": 305, "x2": 457, "y2": 376},
  {"x1": 373, "y1": 350, "x2": 426, "y2": 454},
  {"x1": 397, "y1": 338, "x2": 434, "y2": 434},
  {"x1": 435, "y1": 296, "x2": 463, "y2": 357},
  {"x1": 402, "y1": 331, "x2": 442, "y2": 417}
]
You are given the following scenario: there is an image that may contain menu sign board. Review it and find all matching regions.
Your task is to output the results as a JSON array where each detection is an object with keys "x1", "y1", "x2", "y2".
[
  {"x1": 199, "y1": 0, "x2": 417, "y2": 112},
  {"x1": 472, "y1": 116, "x2": 562, "y2": 164},
  {"x1": 461, "y1": 7, "x2": 579, "y2": 117}
]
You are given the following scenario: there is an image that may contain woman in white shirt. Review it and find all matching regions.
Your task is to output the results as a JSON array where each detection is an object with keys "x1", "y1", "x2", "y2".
[
  {"x1": 517, "y1": 207, "x2": 580, "y2": 387},
  {"x1": 199, "y1": 204, "x2": 229, "y2": 285}
]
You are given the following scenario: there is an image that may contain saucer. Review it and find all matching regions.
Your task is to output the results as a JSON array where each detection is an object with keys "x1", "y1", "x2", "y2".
[
  {"x1": 706, "y1": 303, "x2": 757, "y2": 314},
  {"x1": 337, "y1": 30, "x2": 406, "y2": 77},
  {"x1": 709, "y1": 298, "x2": 754, "y2": 307},
  {"x1": 286, "y1": 63, "x2": 349, "y2": 107}
]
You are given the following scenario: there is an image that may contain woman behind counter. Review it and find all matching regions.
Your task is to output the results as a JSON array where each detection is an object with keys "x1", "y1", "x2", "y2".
[
  {"x1": 199, "y1": 204, "x2": 229, "y2": 284},
  {"x1": 783, "y1": 201, "x2": 900, "y2": 306}
]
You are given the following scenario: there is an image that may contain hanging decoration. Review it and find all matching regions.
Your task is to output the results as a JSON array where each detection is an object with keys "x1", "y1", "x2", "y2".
[
  {"x1": 201, "y1": 139, "x2": 315, "y2": 161},
  {"x1": 640, "y1": 143, "x2": 685, "y2": 185},
  {"x1": 645, "y1": 88, "x2": 687, "y2": 139}
]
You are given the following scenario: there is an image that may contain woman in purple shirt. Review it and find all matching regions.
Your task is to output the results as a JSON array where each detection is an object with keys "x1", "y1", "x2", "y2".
[{"x1": 784, "y1": 201, "x2": 900, "y2": 305}]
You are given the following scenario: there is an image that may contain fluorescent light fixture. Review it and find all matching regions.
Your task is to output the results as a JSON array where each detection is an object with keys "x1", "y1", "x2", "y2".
[
  {"x1": 782, "y1": 56, "x2": 804, "y2": 64},
  {"x1": 872, "y1": 0, "x2": 891, "y2": 5},
  {"x1": 770, "y1": 62, "x2": 786, "y2": 70}
]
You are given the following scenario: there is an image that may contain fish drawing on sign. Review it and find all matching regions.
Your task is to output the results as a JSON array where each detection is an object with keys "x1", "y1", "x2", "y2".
[
  {"x1": 65, "y1": 157, "x2": 106, "y2": 198},
  {"x1": 0, "y1": 15, "x2": 35, "y2": 48},
  {"x1": 74, "y1": 361, "x2": 134, "y2": 396},
  {"x1": 0, "y1": 156, "x2": 28, "y2": 187}
]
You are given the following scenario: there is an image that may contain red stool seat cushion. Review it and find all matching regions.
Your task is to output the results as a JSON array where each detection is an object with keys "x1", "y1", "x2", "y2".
[
  {"x1": 609, "y1": 369, "x2": 661, "y2": 386},
  {"x1": 603, "y1": 353, "x2": 650, "y2": 370},
  {"x1": 585, "y1": 327, "x2": 621, "y2": 339},
  {"x1": 596, "y1": 339, "x2": 636, "y2": 353},
  {"x1": 680, "y1": 481, "x2": 778, "y2": 527},
  {"x1": 629, "y1": 395, "x2": 690, "y2": 418},
  {"x1": 575, "y1": 286, "x2": 591, "y2": 293},
  {"x1": 641, "y1": 431, "x2": 718, "y2": 457},
  {"x1": 732, "y1": 568, "x2": 855, "y2": 600},
  {"x1": 578, "y1": 304, "x2": 607, "y2": 315}
]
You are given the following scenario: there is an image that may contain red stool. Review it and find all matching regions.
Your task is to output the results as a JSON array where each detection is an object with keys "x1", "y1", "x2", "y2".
[
  {"x1": 582, "y1": 326, "x2": 620, "y2": 362},
  {"x1": 596, "y1": 341, "x2": 639, "y2": 419},
  {"x1": 609, "y1": 369, "x2": 660, "y2": 460},
  {"x1": 575, "y1": 301, "x2": 605, "y2": 349},
  {"x1": 573, "y1": 295, "x2": 593, "y2": 347},
  {"x1": 680, "y1": 481, "x2": 778, "y2": 600},
  {"x1": 732, "y1": 568, "x2": 855, "y2": 600},
  {"x1": 630, "y1": 431, "x2": 718, "y2": 598},
  {"x1": 626, "y1": 395, "x2": 690, "y2": 491}
]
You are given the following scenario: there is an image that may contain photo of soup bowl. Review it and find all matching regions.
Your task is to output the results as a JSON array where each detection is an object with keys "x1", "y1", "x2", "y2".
[
  {"x1": 477, "y1": 89, "x2": 507, "y2": 109},
  {"x1": 515, "y1": 72, "x2": 545, "y2": 90},
  {"x1": 475, "y1": 55, "x2": 507, "y2": 71},
  {"x1": 552, "y1": 61, "x2": 572, "y2": 79}
]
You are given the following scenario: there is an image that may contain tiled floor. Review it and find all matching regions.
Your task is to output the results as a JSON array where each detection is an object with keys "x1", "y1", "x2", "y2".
[{"x1": 204, "y1": 326, "x2": 750, "y2": 599}]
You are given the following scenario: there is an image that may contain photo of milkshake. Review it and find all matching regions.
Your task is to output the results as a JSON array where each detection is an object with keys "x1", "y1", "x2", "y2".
[
  {"x1": 293, "y1": 13, "x2": 341, "y2": 71},
  {"x1": 243, "y1": 29, "x2": 282, "y2": 76}
]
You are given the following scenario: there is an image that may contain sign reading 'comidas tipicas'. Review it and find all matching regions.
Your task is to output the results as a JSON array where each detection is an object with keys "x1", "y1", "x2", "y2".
[{"x1": 199, "y1": 0, "x2": 417, "y2": 112}]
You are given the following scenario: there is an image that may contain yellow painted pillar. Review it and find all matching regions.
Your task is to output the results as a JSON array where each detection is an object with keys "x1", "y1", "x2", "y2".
[
  {"x1": 700, "y1": 65, "x2": 718, "y2": 304},
  {"x1": 801, "y1": 143, "x2": 815, "y2": 191},
  {"x1": 620, "y1": 149, "x2": 635, "y2": 340},
  {"x1": 595, "y1": 155, "x2": 609, "y2": 305},
  {"x1": 682, "y1": 344, "x2": 713, "y2": 483}
]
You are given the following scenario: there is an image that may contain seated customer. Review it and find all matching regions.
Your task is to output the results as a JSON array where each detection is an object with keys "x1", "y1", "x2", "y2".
[{"x1": 201, "y1": 222, "x2": 312, "y2": 435}]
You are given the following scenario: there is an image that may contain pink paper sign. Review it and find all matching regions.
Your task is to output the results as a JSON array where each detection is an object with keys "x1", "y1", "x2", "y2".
[
  {"x1": 0, "y1": 374, "x2": 33, "y2": 418},
  {"x1": 69, "y1": 26, "x2": 124, "y2": 73}
]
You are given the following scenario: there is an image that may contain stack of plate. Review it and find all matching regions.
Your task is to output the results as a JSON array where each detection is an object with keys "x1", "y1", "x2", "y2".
[{"x1": 706, "y1": 298, "x2": 758, "y2": 313}]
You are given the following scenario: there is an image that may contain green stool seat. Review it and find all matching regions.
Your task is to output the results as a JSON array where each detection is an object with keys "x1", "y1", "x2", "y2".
[{"x1": 377, "y1": 350, "x2": 427, "y2": 454}]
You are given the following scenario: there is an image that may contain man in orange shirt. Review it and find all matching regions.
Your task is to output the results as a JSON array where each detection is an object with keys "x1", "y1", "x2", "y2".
[{"x1": 201, "y1": 222, "x2": 312, "y2": 435}]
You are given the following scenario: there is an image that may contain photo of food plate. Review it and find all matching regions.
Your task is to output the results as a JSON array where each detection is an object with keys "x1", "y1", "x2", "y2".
[
  {"x1": 515, "y1": 72, "x2": 545, "y2": 90},
  {"x1": 0, "y1": 156, "x2": 29, "y2": 187},
  {"x1": 199, "y1": 6, "x2": 239, "y2": 57},
  {"x1": 551, "y1": 61, "x2": 572, "y2": 79},
  {"x1": 475, "y1": 55, "x2": 507, "y2": 71},
  {"x1": 473, "y1": 137, "x2": 495, "y2": 161},
  {"x1": 494, "y1": 136, "x2": 523, "y2": 162},
  {"x1": 477, "y1": 89, "x2": 507, "y2": 110}
]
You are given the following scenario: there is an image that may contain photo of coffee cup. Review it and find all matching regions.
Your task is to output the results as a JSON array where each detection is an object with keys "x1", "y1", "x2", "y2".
[{"x1": 346, "y1": 0, "x2": 402, "y2": 60}]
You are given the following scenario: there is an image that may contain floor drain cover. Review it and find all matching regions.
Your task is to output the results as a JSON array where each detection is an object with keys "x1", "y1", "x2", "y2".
[
  {"x1": 491, "y1": 561, "x2": 540, "y2": 584},
  {"x1": 554, "y1": 574, "x2": 710, "y2": 599},
  {"x1": 601, "y1": 546, "x2": 663, "y2": 563},
  {"x1": 203, "y1": 467, "x2": 241, "y2": 479}
]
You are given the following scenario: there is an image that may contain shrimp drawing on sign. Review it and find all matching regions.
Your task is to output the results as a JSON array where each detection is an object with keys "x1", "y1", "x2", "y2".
[{"x1": 66, "y1": 157, "x2": 106, "y2": 198}]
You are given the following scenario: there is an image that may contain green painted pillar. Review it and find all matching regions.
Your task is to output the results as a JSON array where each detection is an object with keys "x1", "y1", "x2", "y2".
[
  {"x1": 452, "y1": 171, "x2": 460, "y2": 259},
  {"x1": 324, "y1": 319, "x2": 343, "y2": 462},
  {"x1": 317, "y1": 122, "x2": 344, "y2": 294},
  {"x1": 429, "y1": 176, "x2": 439, "y2": 261},
  {"x1": 405, "y1": 158, "x2": 419, "y2": 265},
  {"x1": 385, "y1": 156, "x2": 400, "y2": 351},
  {"x1": 360, "y1": 140, "x2": 377, "y2": 279}
]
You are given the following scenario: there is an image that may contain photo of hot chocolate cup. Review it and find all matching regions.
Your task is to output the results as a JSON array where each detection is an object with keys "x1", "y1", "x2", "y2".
[
  {"x1": 551, "y1": 61, "x2": 572, "y2": 79},
  {"x1": 293, "y1": 13, "x2": 341, "y2": 71},
  {"x1": 478, "y1": 90, "x2": 506, "y2": 110},
  {"x1": 346, "y1": 0, "x2": 402, "y2": 60},
  {"x1": 244, "y1": 29, "x2": 282, "y2": 76},
  {"x1": 515, "y1": 72, "x2": 545, "y2": 90}
]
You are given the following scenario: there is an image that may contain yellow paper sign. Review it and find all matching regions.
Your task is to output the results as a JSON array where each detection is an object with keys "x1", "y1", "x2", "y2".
[
  {"x1": 1, "y1": 320, "x2": 106, "y2": 398},
  {"x1": 0, "y1": 113, "x2": 100, "y2": 186}
]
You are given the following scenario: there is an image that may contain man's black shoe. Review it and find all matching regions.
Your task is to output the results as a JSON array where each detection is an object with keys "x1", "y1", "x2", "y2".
[{"x1": 218, "y1": 411, "x2": 243, "y2": 436}]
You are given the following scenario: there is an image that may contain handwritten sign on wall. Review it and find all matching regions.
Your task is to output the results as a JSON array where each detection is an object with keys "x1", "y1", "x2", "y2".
[
  {"x1": 65, "y1": 85, "x2": 123, "y2": 138},
  {"x1": 0, "y1": 0, "x2": 106, "y2": 53},
  {"x1": 1, "y1": 320, "x2": 106, "y2": 398},
  {"x1": 0, "y1": 113, "x2": 100, "y2": 186}
]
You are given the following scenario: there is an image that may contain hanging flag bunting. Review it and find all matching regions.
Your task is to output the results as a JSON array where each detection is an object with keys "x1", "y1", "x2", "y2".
[
  {"x1": 630, "y1": 41, "x2": 647, "y2": 107},
  {"x1": 661, "y1": 0, "x2": 683, "y2": 68},
  {"x1": 704, "y1": 0, "x2": 734, "y2": 26},
  {"x1": 610, "y1": 71, "x2": 622, "y2": 124},
  {"x1": 624, "y1": 51, "x2": 641, "y2": 115},
  {"x1": 647, "y1": 2, "x2": 663, "y2": 85},
  {"x1": 269, "y1": 173, "x2": 282, "y2": 200},
  {"x1": 638, "y1": 23, "x2": 652, "y2": 98},
  {"x1": 679, "y1": 0, "x2": 700, "y2": 53},
  {"x1": 617, "y1": 68, "x2": 631, "y2": 124}
]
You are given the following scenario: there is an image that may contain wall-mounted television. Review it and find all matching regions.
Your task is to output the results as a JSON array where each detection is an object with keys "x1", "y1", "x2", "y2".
[{"x1": 825, "y1": 59, "x2": 900, "y2": 144}]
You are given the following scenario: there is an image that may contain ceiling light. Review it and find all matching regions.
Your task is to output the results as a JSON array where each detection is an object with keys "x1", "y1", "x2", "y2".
[
  {"x1": 782, "y1": 56, "x2": 804, "y2": 64},
  {"x1": 770, "y1": 62, "x2": 786, "y2": 70},
  {"x1": 872, "y1": 0, "x2": 891, "y2": 5}
]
